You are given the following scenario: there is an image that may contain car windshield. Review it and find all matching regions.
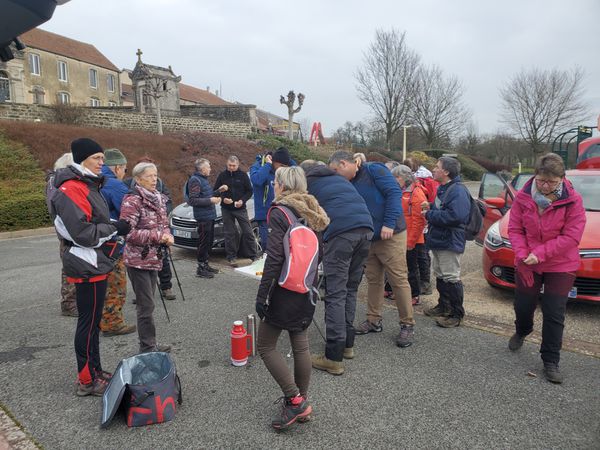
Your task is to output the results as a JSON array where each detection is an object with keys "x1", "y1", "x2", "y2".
[
  {"x1": 513, "y1": 174, "x2": 533, "y2": 191},
  {"x1": 569, "y1": 175, "x2": 600, "y2": 211}
]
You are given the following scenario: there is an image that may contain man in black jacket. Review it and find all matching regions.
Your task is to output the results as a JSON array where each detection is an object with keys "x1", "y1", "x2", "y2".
[{"x1": 214, "y1": 155, "x2": 257, "y2": 266}]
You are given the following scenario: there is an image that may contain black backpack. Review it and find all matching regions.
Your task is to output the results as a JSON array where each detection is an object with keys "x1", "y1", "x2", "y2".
[{"x1": 442, "y1": 183, "x2": 487, "y2": 241}]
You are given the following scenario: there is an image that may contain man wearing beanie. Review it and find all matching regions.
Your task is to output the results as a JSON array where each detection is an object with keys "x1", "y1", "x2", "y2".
[
  {"x1": 99, "y1": 148, "x2": 136, "y2": 336},
  {"x1": 249, "y1": 146, "x2": 294, "y2": 252}
]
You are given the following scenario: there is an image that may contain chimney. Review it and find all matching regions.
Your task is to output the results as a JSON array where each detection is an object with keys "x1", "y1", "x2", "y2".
[{"x1": 206, "y1": 86, "x2": 210, "y2": 92}]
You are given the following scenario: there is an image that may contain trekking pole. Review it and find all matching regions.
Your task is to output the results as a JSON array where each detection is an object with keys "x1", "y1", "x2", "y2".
[
  {"x1": 167, "y1": 246, "x2": 186, "y2": 302},
  {"x1": 312, "y1": 318, "x2": 326, "y2": 343},
  {"x1": 156, "y1": 279, "x2": 171, "y2": 323}
]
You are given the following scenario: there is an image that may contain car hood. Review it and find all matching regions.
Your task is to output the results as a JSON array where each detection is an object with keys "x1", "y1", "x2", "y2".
[{"x1": 499, "y1": 209, "x2": 600, "y2": 250}]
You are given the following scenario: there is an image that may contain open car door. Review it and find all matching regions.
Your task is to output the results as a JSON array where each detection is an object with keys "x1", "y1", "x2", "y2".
[{"x1": 476, "y1": 173, "x2": 516, "y2": 244}]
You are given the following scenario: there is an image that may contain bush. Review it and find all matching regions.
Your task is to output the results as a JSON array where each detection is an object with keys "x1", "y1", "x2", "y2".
[
  {"x1": 469, "y1": 155, "x2": 511, "y2": 173},
  {"x1": 247, "y1": 133, "x2": 325, "y2": 163},
  {"x1": 51, "y1": 103, "x2": 87, "y2": 124},
  {"x1": 456, "y1": 155, "x2": 486, "y2": 181},
  {"x1": 0, "y1": 133, "x2": 50, "y2": 231}
]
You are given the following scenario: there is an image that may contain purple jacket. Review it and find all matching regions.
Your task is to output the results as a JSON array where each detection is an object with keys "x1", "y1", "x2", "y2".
[
  {"x1": 120, "y1": 185, "x2": 169, "y2": 271},
  {"x1": 508, "y1": 178, "x2": 586, "y2": 273}
]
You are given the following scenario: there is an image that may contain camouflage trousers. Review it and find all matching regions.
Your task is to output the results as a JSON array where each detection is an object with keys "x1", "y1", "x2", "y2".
[
  {"x1": 100, "y1": 257, "x2": 127, "y2": 331},
  {"x1": 59, "y1": 240, "x2": 77, "y2": 314}
]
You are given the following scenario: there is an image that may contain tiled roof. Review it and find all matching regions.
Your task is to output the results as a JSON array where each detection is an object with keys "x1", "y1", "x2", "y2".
[
  {"x1": 179, "y1": 83, "x2": 230, "y2": 105},
  {"x1": 20, "y1": 28, "x2": 119, "y2": 72}
]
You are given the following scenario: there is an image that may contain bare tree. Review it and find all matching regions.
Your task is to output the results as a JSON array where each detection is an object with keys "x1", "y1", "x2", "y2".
[
  {"x1": 500, "y1": 67, "x2": 589, "y2": 158},
  {"x1": 142, "y1": 76, "x2": 171, "y2": 135},
  {"x1": 355, "y1": 29, "x2": 420, "y2": 149},
  {"x1": 280, "y1": 90, "x2": 305, "y2": 140},
  {"x1": 410, "y1": 64, "x2": 471, "y2": 148}
]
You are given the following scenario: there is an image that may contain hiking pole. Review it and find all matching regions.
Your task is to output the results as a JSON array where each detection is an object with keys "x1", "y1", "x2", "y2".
[
  {"x1": 156, "y1": 279, "x2": 171, "y2": 323},
  {"x1": 312, "y1": 318, "x2": 326, "y2": 343},
  {"x1": 166, "y1": 246, "x2": 186, "y2": 302}
]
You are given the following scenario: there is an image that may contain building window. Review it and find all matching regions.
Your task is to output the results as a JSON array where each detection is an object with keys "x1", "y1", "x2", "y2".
[
  {"x1": 90, "y1": 98, "x2": 100, "y2": 107},
  {"x1": 32, "y1": 86, "x2": 45, "y2": 104},
  {"x1": 108, "y1": 101, "x2": 117, "y2": 107},
  {"x1": 57, "y1": 61, "x2": 68, "y2": 82},
  {"x1": 89, "y1": 68, "x2": 98, "y2": 88},
  {"x1": 0, "y1": 71, "x2": 10, "y2": 102},
  {"x1": 29, "y1": 53, "x2": 41, "y2": 76},
  {"x1": 57, "y1": 92, "x2": 70, "y2": 104},
  {"x1": 107, "y1": 74, "x2": 115, "y2": 93}
]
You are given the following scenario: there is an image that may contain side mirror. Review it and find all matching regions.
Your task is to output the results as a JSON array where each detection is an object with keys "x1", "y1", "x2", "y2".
[{"x1": 485, "y1": 197, "x2": 506, "y2": 209}]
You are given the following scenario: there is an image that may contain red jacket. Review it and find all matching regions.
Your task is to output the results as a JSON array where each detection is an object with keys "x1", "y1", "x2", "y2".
[
  {"x1": 508, "y1": 178, "x2": 586, "y2": 273},
  {"x1": 120, "y1": 185, "x2": 169, "y2": 271},
  {"x1": 402, "y1": 184, "x2": 427, "y2": 249}
]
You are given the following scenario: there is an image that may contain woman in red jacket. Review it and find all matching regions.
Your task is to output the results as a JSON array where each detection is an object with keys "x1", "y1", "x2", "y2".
[
  {"x1": 507, "y1": 153, "x2": 586, "y2": 383},
  {"x1": 391, "y1": 165, "x2": 428, "y2": 305}
]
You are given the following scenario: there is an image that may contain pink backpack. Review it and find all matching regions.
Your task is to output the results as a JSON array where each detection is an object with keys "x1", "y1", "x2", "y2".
[{"x1": 267, "y1": 205, "x2": 319, "y2": 294}]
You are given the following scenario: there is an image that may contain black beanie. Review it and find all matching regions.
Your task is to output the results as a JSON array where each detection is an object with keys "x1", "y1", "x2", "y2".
[
  {"x1": 71, "y1": 138, "x2": 104, "y2": 164},
  {"x1": 272, "y1": 147, "x2": 291, "y2": 166}
]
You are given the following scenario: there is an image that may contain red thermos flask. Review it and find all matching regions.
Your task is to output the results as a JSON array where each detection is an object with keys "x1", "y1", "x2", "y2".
[{"x1": 230, "y1": 320, "x2": 251, "y2": 366}]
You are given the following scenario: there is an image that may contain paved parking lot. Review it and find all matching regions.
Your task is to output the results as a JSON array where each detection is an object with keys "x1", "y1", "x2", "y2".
[{"x1": 0, "y1": 234, "x2": 599, "y2": 449}]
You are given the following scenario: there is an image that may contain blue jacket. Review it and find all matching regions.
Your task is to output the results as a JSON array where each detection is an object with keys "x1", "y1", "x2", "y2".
[
  {"x1": 305, "y1": 165, "x2": 373, "y2": 241},
  {"x1": 425, "y1": 177, "x2": 471, "y2": 253},
  {"x1": 187, "y1": 172, "x2": 216, "y2": 221},
  {"x1": 100, "y1": 165, "x2": 129, "y2": 220},
  {"x1": 249, "y1": 154, "x2": 296, "y2": 220},
  {"x1": 351, "y1": 163, "x2": 405, "y2": 240}
]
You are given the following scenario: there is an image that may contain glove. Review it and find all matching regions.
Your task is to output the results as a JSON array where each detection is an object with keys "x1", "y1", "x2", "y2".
[
  {"x1": 255, "y1": 302, "x2": 266, "y2": 320},
  {"x1": 516, "y1": 260, "x2": 534, "y2": 288},
  {"x1": 114, "y1": 219, "x2": 131, "y2": 236}
]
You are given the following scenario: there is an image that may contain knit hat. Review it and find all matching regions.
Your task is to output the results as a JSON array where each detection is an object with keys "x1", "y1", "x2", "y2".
[
  {"x1": 71, "y1": 138, "x2": 103, "y2": 164},
  {"x1": 104, "y1": 148, "x2": 127, "y2": 166},
  {"x1": 272, "y1": 147, "x2": 291, "y2": 166}
]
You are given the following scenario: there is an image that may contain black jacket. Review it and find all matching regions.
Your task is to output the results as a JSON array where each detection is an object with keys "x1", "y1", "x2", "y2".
[
  {"x1": 51, "y1": 166, "x2": 117, "y2": 281},
  {"x1": 213, "y1": 169, "x2": 252, "y2": 211},
  {"x1": 256, "y1": 205, "x2": 317, "y2": 332}
]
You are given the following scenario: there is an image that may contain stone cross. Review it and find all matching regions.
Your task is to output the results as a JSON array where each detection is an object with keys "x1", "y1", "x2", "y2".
[{"x1": 136, "y1": 48, "x2": 143, "y2": 62}]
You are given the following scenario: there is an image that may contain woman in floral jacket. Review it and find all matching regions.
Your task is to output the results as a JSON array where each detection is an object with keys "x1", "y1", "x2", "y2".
[{"x1": 120, "y1": 162, "x2": 174, "y2": 353}]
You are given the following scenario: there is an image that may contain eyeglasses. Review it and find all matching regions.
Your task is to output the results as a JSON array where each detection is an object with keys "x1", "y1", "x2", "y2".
[{"x1": 534, "y1": 178, "x2": 561, "y2": 187}]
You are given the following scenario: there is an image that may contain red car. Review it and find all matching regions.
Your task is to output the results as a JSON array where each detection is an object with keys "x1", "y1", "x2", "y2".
[{"x1": 478, "y1": 169, "x2": 600, "y2": 302}]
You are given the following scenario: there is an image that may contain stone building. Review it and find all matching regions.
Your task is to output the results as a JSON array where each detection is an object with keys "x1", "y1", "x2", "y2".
[{"x1": 0, "y1": 28, "x2": 120, "y2": 106}]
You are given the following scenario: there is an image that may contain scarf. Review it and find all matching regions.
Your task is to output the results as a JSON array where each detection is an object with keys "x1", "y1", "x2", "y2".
[{"x1": 531, "y1": 180, "x2": 563, "y2": 211}]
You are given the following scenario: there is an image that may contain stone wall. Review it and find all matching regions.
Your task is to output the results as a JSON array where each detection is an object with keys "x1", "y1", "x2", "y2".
[
  {"x1": 180, "y1": 104, "x2": 257, "y2": 125},
  {"x1": 0, "y1": 103, "x2": 253, "y2": 138}
]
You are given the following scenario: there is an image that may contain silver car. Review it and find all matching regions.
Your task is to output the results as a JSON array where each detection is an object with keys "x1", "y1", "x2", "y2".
[{"x1": 169, "y1": 198, "x2": 261, "y2": 253}]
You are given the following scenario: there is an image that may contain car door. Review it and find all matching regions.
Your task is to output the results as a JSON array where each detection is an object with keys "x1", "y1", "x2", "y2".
[{"x1": 476, "y1": 173, "x2": 516, "y2": 244}]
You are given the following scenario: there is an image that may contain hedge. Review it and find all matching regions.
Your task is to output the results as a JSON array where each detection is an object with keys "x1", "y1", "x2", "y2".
[{"x1": 247, "y1": 134, "x2": 325, "y2": 163}]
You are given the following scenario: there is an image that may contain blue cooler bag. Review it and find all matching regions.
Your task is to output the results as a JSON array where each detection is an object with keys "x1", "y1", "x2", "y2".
[{"x1": 101, "y1": 352, "x2": 182, "y2": 428}]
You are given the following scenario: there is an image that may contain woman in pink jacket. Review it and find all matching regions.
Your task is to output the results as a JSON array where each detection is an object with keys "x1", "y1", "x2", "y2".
[
  {"x1": 120, "y1": 162, "x2": 174, "y2": 353},
  {"x1": 507, "y1": 153, "x2": 585, "y2": 384}
]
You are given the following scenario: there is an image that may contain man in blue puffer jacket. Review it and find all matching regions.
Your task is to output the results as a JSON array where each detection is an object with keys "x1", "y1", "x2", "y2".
[
  {"x1": 329, "y1": 151, "x2": 415, "y2": 348},
  {"x1": 249, "y1": 147, "x2": 294, "y2": 252},
  {"x1": 422, "y1": 156, "x2": 471, "y2": 328}
]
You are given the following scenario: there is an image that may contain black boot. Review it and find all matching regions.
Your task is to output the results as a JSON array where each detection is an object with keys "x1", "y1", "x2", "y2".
[
  {"x1": 205, "y1": 263, "x2": 219, "y2": 274},
  {"x1": 424, "y1": 278, "x2": 451, "y2": 317},
  {"x1": 435, "y1": 281, "x2": 464, "y2": 327},
  {"x1": 196, "y1": 262, "x2": 214, "y2": 279}
]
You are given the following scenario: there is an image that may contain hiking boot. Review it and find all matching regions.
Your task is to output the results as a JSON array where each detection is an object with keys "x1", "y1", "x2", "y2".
[
  {"x1": 227, "y1": 258, "x2": 239, "y2": 268},
  {"x1": 355, "y1": 319, "x2": 383, "y2": 335},
  {"x1": 196, "y1": 264, "x2": 214, "y2": 279},
  {"x1": 343, "y1": 347, "x2": 354, "y2": 359},
  {"x1": 412, "y1": 296, "x2": 421, "y2": 306},
  {"x1": 102, "y1": 323, "x2": 137, "y2": 337},
  {"x1": 206, "y1": 263, "x2": 220, "y2": 274},
  {"x1": 161, "y1": 288, "x2": 176, "y2": 300},
  {"x1": 384, "y1": 290, "x2": 394, "y2": 300},
  {"x1": 436, "y1": 316, "x2": 461, "y2": 328},
  {"x1": 543, "y1": 362, "x2": 563, "y2": 384},
  {"x1": 508, "y1": 333, "x2": 525, "y2": 351},
  {"x1": 311, "y1": 354, "x2": 344, "y2": 375},
  {"x1": 424, "y1": 304, "x2": 449, "y2": 317},
  {"x1": 271, "y1": 394, "x2": 312, "y2": 430},
  {"x1": 75, "y1": 378, "x2": 108, "y2": 397},
  {"x1": 420, "y1": 281, "x2": 433, "y2": 295},
  {"x1": 61, "y1": 307, "x2": 78, "y2": 317},
  {"x1": 141, "y1": 343, "x2": 172, "y2": 353},
  {"x1": 94, "y1": 369, "x2": 113, "y2": 381},
  {"x1": 396, "y1": 324, "x2": 415, "y2": 348}
]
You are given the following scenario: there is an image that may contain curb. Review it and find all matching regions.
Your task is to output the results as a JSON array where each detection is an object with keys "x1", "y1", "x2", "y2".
[
  {"x1": 0, "y1": 227, "x2": 54, "y2": 241},
  {"x1": 0, "y1": 405, "x2": 39, "y2": 450}
]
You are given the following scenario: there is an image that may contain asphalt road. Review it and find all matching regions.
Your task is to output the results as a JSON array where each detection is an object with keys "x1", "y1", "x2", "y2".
[{"x1": 0, "y1": 234, "x2": 599, "y2": 449}]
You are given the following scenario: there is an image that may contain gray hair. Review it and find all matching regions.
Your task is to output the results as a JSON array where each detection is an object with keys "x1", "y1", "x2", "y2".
[
  {"x1": 275, "y1": 166, "x2": 307, "y2": 194},
  {"x1": 300, "y1": 159, "x2": 325, "y2": 172},
  {"x1": 132, "y1": 162, "x2": 157, "y2": 178},
  {"x1": 391, "y1": 164, "x2": 415, "y2": 186},
  {"x1": 194, "y1": 158, "x2": 210, "y2": 171},
  {"x1": 385, "y1": 160, "x2": 400, "y2": 171},
  {"x1": 227, "y1": 155, "x2": 239, "y2": 164},
  {"x1": 54, "y1": 152, "x2": 73, "y2": 170},
  {"x1": 439, "y1": 156, "x2": 461, "y2": 179},
  {"x1": 353, "y1": 152, "x2": 366, "y2": 163},
  {"x1": 329, "y1": 150, "x2": 355, "y2": 165}
]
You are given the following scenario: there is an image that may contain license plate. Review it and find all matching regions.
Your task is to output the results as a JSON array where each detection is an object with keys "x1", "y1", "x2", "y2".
[
  {"x1": 173, "y1": 229, "x2": 191, "y2": 239},
  {"x1": 568, "y1": 287, "x2": 577, "y2": 299}
]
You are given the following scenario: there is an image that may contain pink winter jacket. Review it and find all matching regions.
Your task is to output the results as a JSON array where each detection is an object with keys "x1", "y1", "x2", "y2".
[
  {"x1": 508, "y1": 178, "x2": 586, "y2": 273},
  {"x1": 120, "y1": 185, "x2": 169, "y2": 271}
]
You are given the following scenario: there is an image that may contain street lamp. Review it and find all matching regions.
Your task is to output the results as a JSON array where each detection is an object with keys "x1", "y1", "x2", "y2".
[{"x1": 402, "y1": 124, "x2": 413, "y2": 162}]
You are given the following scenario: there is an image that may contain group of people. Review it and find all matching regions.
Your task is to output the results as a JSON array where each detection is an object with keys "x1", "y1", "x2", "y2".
[{"x1": 48, "y1": 138, "x2": 584, "y2": 428}]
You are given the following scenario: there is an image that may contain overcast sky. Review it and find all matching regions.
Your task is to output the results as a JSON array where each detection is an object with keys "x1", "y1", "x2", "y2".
[{"x1": 43, "y1": 0, "x2": 600, "y2": 137}]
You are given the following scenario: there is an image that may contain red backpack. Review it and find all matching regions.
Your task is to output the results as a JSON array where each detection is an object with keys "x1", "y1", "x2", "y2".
[
  {"x1": 267, "y1": 205, "x2": 319, "y2": 294},
  {"x1": 418, "y1": 177, "x2": 440, "y2": 203}
]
